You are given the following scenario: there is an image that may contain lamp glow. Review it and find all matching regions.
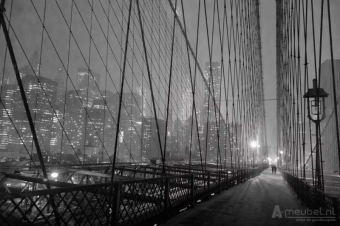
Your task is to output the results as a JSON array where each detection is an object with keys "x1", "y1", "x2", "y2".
[
  {"x1": 51, "y1": 172, "x2": 59, "y2": 178},
  {"x1": 250, "y1": 141, "x2": 257, "y2": 148}
]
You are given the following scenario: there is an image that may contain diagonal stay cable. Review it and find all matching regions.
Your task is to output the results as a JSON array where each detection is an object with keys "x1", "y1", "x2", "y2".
[
  {"x1": 111, "y1": 0, "x2": 133, "y2": 182},
  {"x1": 136, "y1": 0, "x2": 165, "y2": 175}
]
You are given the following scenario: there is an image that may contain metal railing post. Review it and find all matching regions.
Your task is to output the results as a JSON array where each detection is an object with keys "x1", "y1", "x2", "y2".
[
  {"x1": 332, "y1": 197, "x2": 339, "y2": 223},
  {"x1": 236, "y1": 170, "x2": 239, "y2": 184},
  {"x1": 111, "y1": 182, "x2": 121, "y2": 226},
  {"x1": 218, "y1": 171, "x2": 221, "y2": 193},
  {"x1": 164, "y1": 177, "x2": 170, "y2": 221},
  {"x1": 190, "y1": 174, "x2": 195, "y2": 208},
  {"x1": 207, "y1": 172, "x2": 210, "y2": 191},
  {"x1": 226, "y1": 170, "x2": 229, "y2": 188},
  {"x1": 305, "y1": 183, "x2": 310, "y2": 207}
]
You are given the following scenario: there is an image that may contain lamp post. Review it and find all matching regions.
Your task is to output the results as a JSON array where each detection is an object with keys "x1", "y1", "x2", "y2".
[
  {"x1": 303, "y1": 79, "x2": 329, "y2": 190},
  {"x1": 250, "y1": 140, "x2": 260, "y2": 168},
  {"x1": 279, "y1": 151, "x2": 283, "y2": 168}
]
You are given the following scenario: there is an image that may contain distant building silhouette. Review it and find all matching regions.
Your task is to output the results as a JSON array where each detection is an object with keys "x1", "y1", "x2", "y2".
[
  {"x1": 0, "y1": 84, "x2": 17, "y2": 159},
  {"x1": 141, "y1": 117, "x2": 165, "y2": 162},
  {"x1": 62, "y1": 90, "x2": 86, "y2": 156},
  {"x1": 202, "y1": 62, "x2": 221, "y2": 162},
  {"x1": 77, "y1": 67, "x2": 100, "y2": 108},
  {"x1": 8, "y1": 74, "x2": 57, "y2": 158}
]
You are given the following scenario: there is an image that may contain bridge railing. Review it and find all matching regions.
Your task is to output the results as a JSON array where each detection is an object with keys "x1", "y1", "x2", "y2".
[
  {"x1": 0, "y1": 167, "x2": 265, "y2": 225},
  {"x1": 281, "y1": 171, "x2": 340, "y2": 222}
]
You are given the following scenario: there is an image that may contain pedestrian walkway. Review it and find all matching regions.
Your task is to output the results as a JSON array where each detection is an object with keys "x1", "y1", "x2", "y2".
[{"x1": 162, "y1": 168, "x2": 321, "y2": 226}]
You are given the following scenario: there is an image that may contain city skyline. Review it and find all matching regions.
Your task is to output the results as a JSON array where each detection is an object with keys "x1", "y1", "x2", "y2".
[{"x1": 0, "y1": 55, "x2": 244, "y2": 166}]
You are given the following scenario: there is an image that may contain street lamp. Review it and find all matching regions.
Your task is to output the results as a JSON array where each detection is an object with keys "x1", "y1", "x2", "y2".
[
  {"x1": 279, "y1": 151, "x2": 283, "y2": 167},
  {"x1": 267, "y1": 157, "x2": 272, "y2": 165},
  {"x1": 250, "y1": 140, "x2": 260, "y2": 168},
  {"x1": 303, "y1": 78, "x2": 329, "y2": 190},
  {"x1": 304, "y1": 79, "x2": 329, "y2": 122},
  {"x1": 51, "y1": 172, "x2": 59, "y2": 178}
]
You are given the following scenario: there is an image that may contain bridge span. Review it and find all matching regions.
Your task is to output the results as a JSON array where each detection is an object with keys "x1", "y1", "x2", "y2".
[{"x1": 0, "y1": 0, "x2": 340, "y2": 225}]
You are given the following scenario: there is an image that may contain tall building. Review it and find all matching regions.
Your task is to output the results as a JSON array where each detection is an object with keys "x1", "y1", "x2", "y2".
[
  {"x1": 0, "y1": 84, "x2": 16, "y2": 156},
  {"x1": 136, "y1": 87, "x2": 146, "y2": 116},
  {"x1": 204, "y1": 62, "x2": 221, "y2": 121},
  {"x1": 228, "y1": 123, "x2": 242, "y2": 165},
  {"x1": 112, "y1": 92, "x2": 143, "y2": 162},
  {"x1": 202, "y1": 62, "x2": 221, "y2": 162},
  {"x1": 61, "y1": 89, "x2": 118, "y2": 162},
  {"x1": 49, "y1": 68, "x2": 65, "y2": 158},
  {"x1": 19, "y1": 51, "x2": 40, "y2": 79},
  {"x1": 50, "y1": 106, "x2": 63, "y2": 157},
  {"x1": 169, "y1": 117, "x2": 186, "y2": 160},
  {"x1": 8, "y1": 74, "x2": 57, "y2": 158},
  {"x1": 77, "y1": 68, "x2": 100, "y2": 108},
  {"x1": 88, "y1": 98, "x2": 117, "y2": 161},
  {"x1": 54, "y1": 67, "x2": 66, "y2": 108},
  {"x1": 62, "y1": 90, "x2": 86, "y2": 156},
  {"x1": 141, "y1": 117, "x2": 165, "y2": 162}
]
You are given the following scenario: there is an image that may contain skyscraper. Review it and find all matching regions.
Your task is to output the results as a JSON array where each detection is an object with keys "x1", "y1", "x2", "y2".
[
  {"x1": 62, "y1": 90, "x2": 86, "y2": 156},
  {"x1": 0, "y1": 84, "x2": 16, "y2": 153},
  {"x1": 141, "y1": 117, "x2": 165, "y2": 162},
  {"x1": 19, "y1": 51, "x2": 40, "y2": 79},
  {"x1": 54, "y1": 67, "x2": 66, "y2": 108},
  {"x1": 77, "y1": 68, "x2": 100, "y2": 108},
  {"x1": 8, "y1": 74, "x2": 57, "y2": 157},
  {"x1": 202, "y1": 62, "x2": 221, "y2": 162},
  {"x1": 88, "y1": 98, "x2": 117, "y2": 161},
  {"x1": 50, "y1": 105, "x2": 63, "y2": 157},
  {"x1": 203, "y1": 62, "x2": 221, "y2": 122},
  {"x1": 112, "y1": 92, "x2": 143, "y2": 162}
]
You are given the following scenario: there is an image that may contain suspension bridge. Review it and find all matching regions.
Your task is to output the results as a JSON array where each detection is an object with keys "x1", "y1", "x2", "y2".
[{"x1": 0, "y1": 0, "x2": 339, "y2": 225}]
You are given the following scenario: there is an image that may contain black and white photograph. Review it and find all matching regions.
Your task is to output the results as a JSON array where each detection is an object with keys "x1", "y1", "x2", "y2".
[{"x1": 0, "y1": 0, "x2": 339, "y2": 225}]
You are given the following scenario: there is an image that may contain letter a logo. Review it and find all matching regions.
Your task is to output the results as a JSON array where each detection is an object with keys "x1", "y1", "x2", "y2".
[{"x1": 272, "y1": 205, "x2": 282, "y2": 218}]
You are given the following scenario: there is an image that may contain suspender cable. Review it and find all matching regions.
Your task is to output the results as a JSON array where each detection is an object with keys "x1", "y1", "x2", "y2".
[
  {"x1": 111, "y1": 0, "x2": 133, "y2": 182},
  {"x1": 136, "y1": 0, "x2": 166, "y2": 176},
  {"x1": 163, "y1": 0, "x2": 177, "y2": 169},
  {"x1": 180, "y1": 0, "x2": 205, "y2": 173},
  {"x1": 326, "y1": 0, "x2": 340, "y2": 175},
  {"x1": 0, "y1": 1, "x2": 61, "y2": 224}
]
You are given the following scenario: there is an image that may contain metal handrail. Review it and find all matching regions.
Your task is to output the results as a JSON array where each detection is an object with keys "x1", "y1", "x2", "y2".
[
  {"x1": 0, "y1": 167, "x2": 266, "y2": 225},
  {"x1": 281, "y1": 170, "x2": 340, "y2": 222}
]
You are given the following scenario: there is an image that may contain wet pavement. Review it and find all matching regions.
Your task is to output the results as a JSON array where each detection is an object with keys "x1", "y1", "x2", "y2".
[{"x1": 162, "y1": 168, "x2": 332, "y2": 226}]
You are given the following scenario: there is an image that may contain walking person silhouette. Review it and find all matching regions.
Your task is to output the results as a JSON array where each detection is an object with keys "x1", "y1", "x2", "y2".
[{"x1": 271, "y1": 165, "x2": 277, "y2": 174}]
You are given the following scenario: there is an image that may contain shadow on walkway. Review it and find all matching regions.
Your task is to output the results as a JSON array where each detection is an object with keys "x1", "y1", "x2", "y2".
[{"x1": 162, "y1": 168, "x2": 329, "y2": 226}]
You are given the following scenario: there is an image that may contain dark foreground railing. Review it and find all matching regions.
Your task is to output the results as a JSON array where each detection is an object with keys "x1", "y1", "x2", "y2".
[
  {"x1": 0, "y1": 167, "x2": 265, "y2": 226},
  {"x1": 281, "y1": 171, "x2": 340, "y2": 222}
]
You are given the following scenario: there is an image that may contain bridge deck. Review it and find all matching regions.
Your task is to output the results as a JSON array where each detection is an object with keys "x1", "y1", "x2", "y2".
[{"x1": 162, "y1": 168, "x2": 317, "y2": 226}]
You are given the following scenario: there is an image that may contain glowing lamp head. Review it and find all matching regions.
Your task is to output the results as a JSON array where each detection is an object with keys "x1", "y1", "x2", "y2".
[
  {"x1": 303, "y1": 79, "x2": 329, "y2": 122},
  {"x1": 250, "y1": 141, "x2": 257, "y2": 148},
  {"x1": 51, "y1": 172, "x2": 59, "y2": 178}
]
